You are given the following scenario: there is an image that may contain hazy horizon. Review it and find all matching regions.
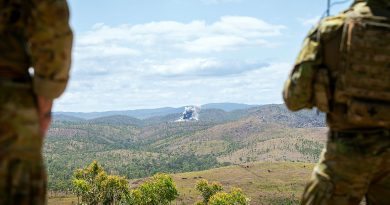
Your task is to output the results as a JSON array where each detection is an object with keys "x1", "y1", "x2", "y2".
[{"x1": 54, "y1": 101, "x2": 266, "y2": 113}]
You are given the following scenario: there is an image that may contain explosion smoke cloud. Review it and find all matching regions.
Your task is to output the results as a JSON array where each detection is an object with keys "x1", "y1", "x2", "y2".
[{"x1": 176, "y1": 106, "x2": 201, "y2": 122}]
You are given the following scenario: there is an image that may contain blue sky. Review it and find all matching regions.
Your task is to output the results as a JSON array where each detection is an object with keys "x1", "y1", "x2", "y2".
[{"x1": 55, "y1": 0, "x2": 353, "y2": 112}]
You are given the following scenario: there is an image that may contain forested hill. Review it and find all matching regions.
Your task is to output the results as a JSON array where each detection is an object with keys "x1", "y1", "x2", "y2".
[
  {"x1": 46, "y1": 104, "x2": 327, "y2": 192},
  {"x1": 53, "y1": 103, "x2": 325, "y2": 127}
]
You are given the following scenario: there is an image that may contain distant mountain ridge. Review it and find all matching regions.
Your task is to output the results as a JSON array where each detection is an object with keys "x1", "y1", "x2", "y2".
[
  {"x1": 54, "y1": 107, "x2": 182, "y2": 120},
  {"x1": 200, "y1": 103, "x2": 258, "y2": 112},
  {"x1": 53, "y1": 103, "x2": 325, "y2": 128},
  {"x1": 88, "y1": 115, "x2": 144, "y2": 126},
  {"x1": 54, "y1": 103, "x2": 259, "y2": 120}
]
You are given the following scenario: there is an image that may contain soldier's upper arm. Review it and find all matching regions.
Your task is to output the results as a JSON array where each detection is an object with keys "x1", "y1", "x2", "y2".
[
  {"x1": 283, "y1": 27, "x2": 321, "y2": 111},
  {"x1": 283, "y1": 16, "x2": 344, "y2": 112},
  {"x1": 27, "y1": 0, "x2": 73, "y2": 99}
]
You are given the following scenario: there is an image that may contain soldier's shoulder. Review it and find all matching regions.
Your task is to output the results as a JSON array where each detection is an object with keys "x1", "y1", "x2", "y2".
[
  {"x1": 319, "y1": 13, "x2": 346, "y2": 34},
  {"x1": 318, "y1": 14, "x2": 346, "y2": 40}
]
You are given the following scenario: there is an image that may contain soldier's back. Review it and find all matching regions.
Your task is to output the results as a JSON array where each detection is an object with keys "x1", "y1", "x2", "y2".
[{"x1": 319, "y1": 1, "x2": 390, "y2": 131}]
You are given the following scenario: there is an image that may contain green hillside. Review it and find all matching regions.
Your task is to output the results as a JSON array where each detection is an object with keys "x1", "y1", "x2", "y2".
[{"x1": 45, "y1": 104, "x2": 326, "y2": 193}]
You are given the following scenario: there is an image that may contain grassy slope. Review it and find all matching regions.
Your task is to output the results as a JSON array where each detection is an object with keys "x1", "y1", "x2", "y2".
[
  {"x1": 49, "y1": 162, "x2": 315, "y2": 205},
  {"x1": 151, "y1": 116, "x2": 327, "y2": 163},
  {"x1": 172, "y1": 162, "x2": 314, "y2": 205}
]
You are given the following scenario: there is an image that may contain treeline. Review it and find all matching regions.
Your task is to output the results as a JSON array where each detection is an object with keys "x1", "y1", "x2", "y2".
[
  {"x1": 72, "y1": 161, "x2": 249, "y2": 205},
  {"x1": 116, "y1": 154, "x2": 222, "y2": 179},
  {"x1": 47, "y1": 153, "x2": 222, "y2": 192}
]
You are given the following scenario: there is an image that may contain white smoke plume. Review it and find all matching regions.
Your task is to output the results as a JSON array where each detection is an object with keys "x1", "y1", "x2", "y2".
[{"x1": 176, "y1": 106, "x2": 201, "y2": 122}]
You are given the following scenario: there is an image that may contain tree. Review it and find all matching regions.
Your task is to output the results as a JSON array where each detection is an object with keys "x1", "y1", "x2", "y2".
[
  {"x1": 195, "y1": 179, "x2": 223, "y2": 204},
  {"x1": 125, "y1": 173, "x2": 179, "y2": 205},
  {"x1": 195, "y1": 180, "x2": 250, "y2": 205},
  {"x1": 72, "y1": 161, "x2": 105, "y2": 205},
  {"x1": 100, "y1": 175, "x2": 129, "y2": 205},
  {"x1": 208, "y1": 188, "x2": 249, "y2": 205},
  {"x1": 72, "y1": 179, "x2": 90, "y2": 205},
  {"x1": 72, "y1": 161, "x2": 129, "y2": 205},
  {"x1": 72, "y1": 161, "x2": 178, "y2": 205}
]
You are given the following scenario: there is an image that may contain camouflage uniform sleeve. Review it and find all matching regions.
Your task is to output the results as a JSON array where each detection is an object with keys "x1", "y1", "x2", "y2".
[
  {"x1": 27, "y1": 0, "x2": 73, "y2": 99},
  {"x1": 283, "y1": 26, "x2": 322, "y2": 111},
  {"x1": 283, "y1": 16, "x2": 345, "y2": 112}
]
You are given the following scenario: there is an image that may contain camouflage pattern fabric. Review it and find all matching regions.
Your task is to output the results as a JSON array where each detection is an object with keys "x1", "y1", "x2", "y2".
[
  {"x1": 0, "y1": 0, "x2": 73, "y2": 99},
  {"x1": 0, "y1": 82, "x2": 46, "y2": 205},
  {"x1": 282, "y1": 26, "x2": 321, "y2": 112},
  {"x1": 284, "y1": 1, "x2": 390, "y2": 130},
  {"x1": 283, "y1": 13, "x2": 345, "y2": 116},
  {"x1": 367, "y1": 0, "x2": 390, "y2": 7},
  {"x1": 301, "y1": 130, "x2": 390, "y2": 205},
  {"x1": 283, "y1": 1, "x2": 390, "y2": 204},
  {"x1": 0, "y1": 0, "x2": 72, "y2": 204},
  {"x1": 334, "y1": 4, "x2": 390, "y2": 128}
]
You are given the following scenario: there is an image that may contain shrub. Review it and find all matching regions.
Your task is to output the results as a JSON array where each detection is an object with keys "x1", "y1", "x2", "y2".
[
  {"x1": 125, "y1": 173, "x2": 179, "y2": 205},
  {"x1": 208, "y1": 188, "x2": 250, "y2": 205},
  {"x1": 72, "y1": 161, "x2": 178, "y2": 205},
  {"x1": 195, "y1": 179, "x2": 249, "y2": 205},
  {"x1": 195, "y1": 179, "x2": 223, "y2": 204},
  {"x1": 72, "y1": 161, "x2": 129, "y2": 205}
]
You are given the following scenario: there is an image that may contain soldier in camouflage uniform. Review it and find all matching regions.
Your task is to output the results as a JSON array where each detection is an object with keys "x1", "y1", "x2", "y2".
[
  {"x1": 283, "y1": 0, "x2": 390, "y2": 204},
  {"x1": 0, "y1": 0, "x2": 72, "y2": 204}
]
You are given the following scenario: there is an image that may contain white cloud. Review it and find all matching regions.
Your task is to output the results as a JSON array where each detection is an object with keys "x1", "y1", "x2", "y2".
[
  {"x1": 150, "y1": 58, "x2": 267, "y2": 77},
  {"x1": 181, "y1": 36, "x2": 251, "y2": 53},
  {"x1": 75, "y1": 44, "x2": 140, "y2": 60},
  {"x1": 56, "y1": 61, "x2": 291, "y2": 112},
  {"x1": 152, "y1": 58, "x2": 222, "y2": 76},
  {"x1": 212, "y1": 16, "x2": 284, "y2": 37},
  {"x1": 77, "y1": 16, "x2": 285, "y2": 54},
  {"x1": 55, "y1": 16, "x2": 288, "y2": 111}
]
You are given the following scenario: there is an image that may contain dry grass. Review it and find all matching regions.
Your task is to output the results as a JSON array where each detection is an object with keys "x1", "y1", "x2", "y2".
[
  {"x1": 172, "y1": 162, "x2": 314, "y2": 205},
  {"x1": 48, "y1": 196, "x2": 77, "y2": 205},
  {"x1": 48, "y1": 162, "x2": 314, "y2": 205}
]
